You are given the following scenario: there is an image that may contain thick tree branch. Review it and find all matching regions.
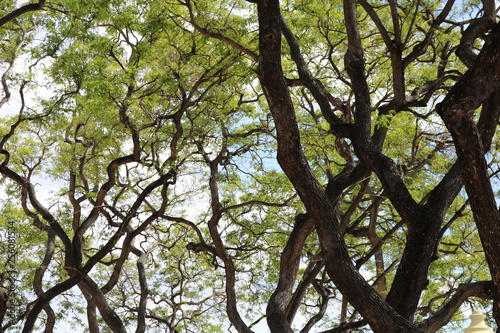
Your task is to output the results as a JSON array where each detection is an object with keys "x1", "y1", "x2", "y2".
[
  {"x1": 420, "y1": 281, "x2": 493, "y2": 332},
  {"x1": 32, "y1": 230, "x2": 56, "y2": 333},
  {"x1": 269, "y1": 164, "x2": 369, "y2": 331},
  {"x1": 135, "y1": 249, "x2": 148, "y2": 333},
  {"x1": 344, "y1": 0, "x2": 421, "y2": 227},
  {"x1": 79, "y1": 277, "x2": 127, "y2": 333},
  {"x1": 0, "y1": 0, "x2": 46, "y2": 27},
  {"x1": 437, "y1": 21, "x2": 500, "y2": 327},
  {"x1": 257, "y1": 0, "x2": 423, "y2": 331},
  {"x1": 267, "y1": 214, "x2": 315, "y2": 333},
  {"x1": 456, "y1": 0, "x2": 496, "y2": 67},
  {"x1": 22, "y1": 275, "x2": 83, "y2": 333}
]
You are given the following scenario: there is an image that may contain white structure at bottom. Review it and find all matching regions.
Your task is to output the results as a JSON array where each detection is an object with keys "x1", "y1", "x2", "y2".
[{"x1": 464, "y1": 310, "x2": 493, "y2": 333}]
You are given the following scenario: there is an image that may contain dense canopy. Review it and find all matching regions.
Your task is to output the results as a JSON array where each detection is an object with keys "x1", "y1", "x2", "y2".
[{"x1": 1, "y1": 0, "x2": 500, "y2": 332}]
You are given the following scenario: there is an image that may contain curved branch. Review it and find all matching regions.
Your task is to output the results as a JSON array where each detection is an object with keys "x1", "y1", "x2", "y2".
[
  {"x1": 0, "y1": 164, "x2": 72, "y2": 254},
  {"x1": 79, "y1": 286, "x2": 100, "y2": 333},
  {"x1": 402, "y1": 0, "x2": 456, "y2": 68},
  {"x1": 344, "y1": 0, "x2": 421, "y2": 228},
  {"x1": 72, "y1": 154, "x2": 136, "y2": 268},
  {"x1": 258, "y1": 0, "x2": 423, "y2": 331},
  {"x1": 0, "y1": 0, "x2": 46, "y2": 27},
  {"x1": 205, "y1": 147, "x2": 253, "y2": 333},
  {"x1": 184, "y1": 0, "x2": 259, "y2": 62},
  {"x1": 32, "y1": 230, "x2": 56, "y2": 333},
  {"x1": 420, "y1": 281, "x2": 493, "y2": 332},
  {"x1": 22, "y1": 275, "x2": 83, "y2": 333},
  {"x1": 84, "y1": 170, "x2": 175, "y2": 272},
  {"x1": 267, "y1": 214, "x2": 315, "y2": 333},
  {"x1": 269, "y1": 164, "x2": 369, "y2": 331},
  {"x1": 299, "y1": 280, "x2": 329, "y2": 333},
  {"x1": 78, "y1": 277, "x2": 127, "y2": 333},
  {"x1": 357, "y1": 0, "x2": 392, "y2": 49},
  {"x1": 287, "y1": 259, "x2": 324, "y2": 324},
  {"x1": 455, "y1": 0, "x2": 496, "y2": 67}
]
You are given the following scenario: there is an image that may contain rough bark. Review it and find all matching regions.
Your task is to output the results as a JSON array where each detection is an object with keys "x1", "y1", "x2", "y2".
[
  {"x1": 257, "y1": 0, "x2": 423, "y2": 331},
  {"x1": 437, "y1": 21, "x2": 500, "y2": 329},
  {"x1": 268, "y1": 164, "x2": 369, "y2": 330}
]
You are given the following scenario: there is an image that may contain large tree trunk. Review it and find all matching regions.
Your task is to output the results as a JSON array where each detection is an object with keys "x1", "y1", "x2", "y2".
[
  {"x1": 438, "y1": 21, "x2": 500, "y2": 328},
  {"x1": 256, "y1": 0, "x2": 423, "y2": 331}
]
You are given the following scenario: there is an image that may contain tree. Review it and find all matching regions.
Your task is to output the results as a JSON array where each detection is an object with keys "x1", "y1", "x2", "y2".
[{"x1": 0, "y1": 0, "x2": 500, "y2": 332}]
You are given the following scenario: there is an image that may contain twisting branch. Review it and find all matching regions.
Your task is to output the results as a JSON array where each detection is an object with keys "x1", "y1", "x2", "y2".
[
  {"x1": 287, "y1": 258, "x2": 325, "y2": 325},
  {"x1": 257, "y1": 0, "x2": 424, "y2": 331},
  {"x1": 22, "y1": 275, "x2": 83, "y2": 333},
  {"x1": 196, "y1": 138, "x2": 253, "y2": 333},
  {"x1": 32, "y1": 230, "x2": 56, "y2": 332},
  {"x1": 456, "y1": 0, "x2": 496, "y2": 67},
  {"x1": 83, "y1": 170, "x2": 176, "y2": 271},
  {"x1": 279, "y1": 13, "x2": 352, "y2": 138},
  {"x1": 72, "y1": 154, "x2": 136, "y2": 268},
  {"x1": 0, "y1": 164, "x2": 73, "y2": 257},
  {"x1": 402, "y1": 0, "x2": 456, "y2": 67},
  {"x1": 299, "y1": 279, "x2": 329, "y2": 333},
  {"x1": 0, "y1": 27, "x2": 30, "y2": 109}
]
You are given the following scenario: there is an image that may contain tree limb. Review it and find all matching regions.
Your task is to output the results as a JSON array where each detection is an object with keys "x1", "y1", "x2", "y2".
[{"x1": 0, "y1": 0, "x2": 46, "y2": 27}]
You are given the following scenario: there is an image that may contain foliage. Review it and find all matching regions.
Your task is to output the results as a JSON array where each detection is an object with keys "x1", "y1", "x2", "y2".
[{"x1": 0, "y1": 0, "x2": 499, "y2": 332}]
